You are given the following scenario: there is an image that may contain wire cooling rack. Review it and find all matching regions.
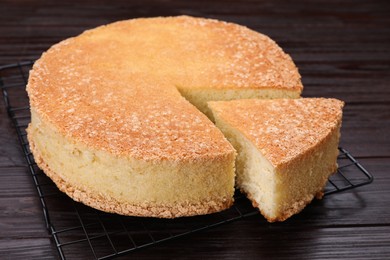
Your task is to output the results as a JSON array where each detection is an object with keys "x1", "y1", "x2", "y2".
[{"x1": 0, "y1": 61, "x2": 374, "y2": 260}]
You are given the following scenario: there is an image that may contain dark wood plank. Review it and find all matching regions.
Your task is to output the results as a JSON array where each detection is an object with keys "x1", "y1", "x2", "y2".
[
  {"x1": 0, "y1": 238, "x2": 55, "y2": 260},
  {"x1": 0, "y1": 105, "x2": 26, "y2": 167},
  {"x1": 0, "y1": 167, "x2": 56, "y2": 258},
  {"x1": 0, "y1": 167, "x2": 49, "y2": 238},
  {"x1": 340, "y1": 103, "x2": 390, "y2": 157},
  {"x1": 127, "y1": 224, "x2": 390, "y2": 260}
]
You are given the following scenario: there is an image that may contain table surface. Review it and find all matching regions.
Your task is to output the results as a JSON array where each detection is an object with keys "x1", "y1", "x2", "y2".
[{"x1": 0, "y1": 0, "x2": 389, "y2": 259}]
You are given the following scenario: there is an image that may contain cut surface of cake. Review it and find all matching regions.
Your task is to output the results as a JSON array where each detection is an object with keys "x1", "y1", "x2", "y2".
[
  {"x1": 27, "y1": 16, "x2": 302, "y2": 218},
  {"x1": 209, "y1": 98, "x2": 344, "y2": 222}
]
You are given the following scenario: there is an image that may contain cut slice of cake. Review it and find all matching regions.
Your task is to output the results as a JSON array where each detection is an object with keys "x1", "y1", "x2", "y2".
[{"x1": 208, "y1": 98, "x2": 344, "y2": 222}]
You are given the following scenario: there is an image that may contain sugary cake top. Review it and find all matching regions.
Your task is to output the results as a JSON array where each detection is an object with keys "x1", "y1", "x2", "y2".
[
  {"x1": 77, "y1": 15, "x2": 302, "y2": 91},
  {"x1": 28, "y1": 65, "x2": 235, "y2": 161},
  {"x1": 209, "y1": 98, "x2": 344, "y2": 167},
  {"x1": 27, "y1": 15, "x2": 302, "y2": 161}
]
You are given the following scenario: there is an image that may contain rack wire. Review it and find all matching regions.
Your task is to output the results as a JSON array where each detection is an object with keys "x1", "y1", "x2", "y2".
[{"x1": 0, "y1": 61, "x2": 373, "y2": 260}]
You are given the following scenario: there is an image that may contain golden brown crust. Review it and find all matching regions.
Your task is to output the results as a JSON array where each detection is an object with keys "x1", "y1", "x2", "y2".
[
  {"x1": 100, "y1": 15, "x2": 302, "y2": 91},
  {"x1": 27, "y1": 16, "x2": 300, "y2": 162},
  {"x1": 27, "y1": 67, "x2": 234, "y2": 162},
  {"x1": 208, "y1": 98, "x2": 344, "y2": 168},
  {"x1": 28, "y1": 134, "x2": 233, "y2": 218}
]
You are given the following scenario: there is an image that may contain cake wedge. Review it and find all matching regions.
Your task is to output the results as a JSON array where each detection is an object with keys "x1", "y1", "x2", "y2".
[{"x1": 208, "y1": 98, "x2": 344, "y2": 222}]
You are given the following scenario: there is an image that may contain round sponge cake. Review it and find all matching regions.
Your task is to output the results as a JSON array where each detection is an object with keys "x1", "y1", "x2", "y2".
[{"x1": 27, "y1": 16, "x2": 302, "y2": 218}]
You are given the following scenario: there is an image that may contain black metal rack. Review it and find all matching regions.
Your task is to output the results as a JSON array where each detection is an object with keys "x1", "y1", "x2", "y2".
[{"x1": 0, "y1": 61, "x2": 373, "y2": 260}]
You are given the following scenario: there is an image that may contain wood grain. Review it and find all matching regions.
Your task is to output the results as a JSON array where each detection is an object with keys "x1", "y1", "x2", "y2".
[{"x1": 0, "y1": 0, "x2": 389, "y2": 259}]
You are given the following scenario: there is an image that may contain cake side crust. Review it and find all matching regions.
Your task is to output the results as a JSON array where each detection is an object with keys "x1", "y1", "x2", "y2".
[{"x1": 29, "y1": 135, "x2": 233, "y2": 218}]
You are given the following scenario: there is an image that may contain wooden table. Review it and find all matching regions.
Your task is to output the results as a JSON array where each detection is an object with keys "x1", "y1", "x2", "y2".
[{"x1": 0, "y1": 0, "x2": 389, "y2": 259}]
